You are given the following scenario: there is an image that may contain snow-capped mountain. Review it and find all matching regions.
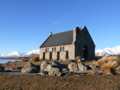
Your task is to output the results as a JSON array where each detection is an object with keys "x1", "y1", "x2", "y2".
[
  {"x1": 0, "y1": 49, "x2": 40, "y2": 58},
  {"x1": 25, "y1": 49, "x2": 40, "y2": 56},
  {"x1": 0, "y1": 51, "x2": 21, "y2": 57},
  {"x1": 96, "y1": 46, "x2": 120, "y2": 56}
]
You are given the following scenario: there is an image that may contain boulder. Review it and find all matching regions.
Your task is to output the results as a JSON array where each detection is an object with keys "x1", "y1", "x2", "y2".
[
  {"x1": 49, "y1": 60, "x2": 68, "y2": 76},
  {"x1": 76, "y1": 58, "x2": 87, "y2": 72},
  {"x1": 21, "y1": 62, "x2": 40, "y2": 73},
  {"x1": 77, "y1": 63, "x2": 87, "y2": 72},
  {"x1": 40, "y1": 60, "x2": 68, "y2": 76},
  {"x1": 21, "y1": 62, "x2": 31, "y2": 73},
  {"x1": 45, "y1": 64, "x2": 61, "y2": 76},
  {"x1": 40, "y1": 61, "x2": 49, "y2": 72},
  {"x1": 51, "y1": 60, "x2": 67, "y2": 71},
  {"x1": 68, "y1": 61, "x2": 78, "y2": 73},
  {"x1": 95, "y1": 56, "x2": 120, "y2": 75},
  {"x1": 115, "y1": 65, "x2": 120, "y2": 74},
  {"x1": 68, "y1": 59, "x2": 87, "y2": 73},
  {"x1": 0, "y1": 65, "x2": 4, "y2": 72}
]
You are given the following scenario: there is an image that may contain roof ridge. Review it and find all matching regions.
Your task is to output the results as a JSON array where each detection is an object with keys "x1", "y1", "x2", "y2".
[
  {"x1": 52, "y1": 30, "x2": 73, "y2": 36},
  {"x1": 40, "y1": 34, "x2": 52, "y2": 48}
]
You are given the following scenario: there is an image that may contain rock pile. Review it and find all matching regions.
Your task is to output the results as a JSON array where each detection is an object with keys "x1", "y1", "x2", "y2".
[
  {"x1": 21, "y1": 58, "x2": 89, "y2": 77},
  {"x1": 68, "y1": 57, "x2": 87, "y2": 74},
  {"x1": 95, "y1": 56, "x2": 120, "y2": 75},
  {"x1": 39, "y1": 60, "x2": 68, "y2": 76},
  {"x1": 21, "y1": 55, "x2": 120, "y2": 76}
]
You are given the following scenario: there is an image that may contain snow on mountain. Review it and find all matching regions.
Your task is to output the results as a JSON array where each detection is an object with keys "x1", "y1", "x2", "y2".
[
  {"x1": 25, "y1": 49, "x2": 40, "y2": 56},
  {"x1": 0, "y1": 51, "x2": 21, "y2": 57},
  {"x1": 0, "y1": 49, "x2": 40, "y2": 58},
  {"x1": 96, "y1": 46, "x2": 120, "y2": 56},
  {"x1": 6, "y1": 51, "x2": 21, "y2": 57}
]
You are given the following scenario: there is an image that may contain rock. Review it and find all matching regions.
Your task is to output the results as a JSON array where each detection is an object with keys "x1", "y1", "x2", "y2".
[
  {"x1": 51, "y1": 60, "x2": 67, "y2": 70},
  {"x1": 48, "y1": 68, "x2": 61, "y2": 76},
  {"x1": 68, "y1": 61, "x2": 78, "y2": 73},
  {"x1": 46, "y1": 64, "x2": 61, "y2": 76},
  {"x1": 21, "y1": 62, "x2": 32, "y2": 73},
  {"x1": 77, "y1": 63, "x2": 87, "y2": 72},
  {"x1": 40, "y1": 60, "x2": 61, "y2": 76},
  {"x1": 76, "y1": 59, "x2": 87, "y2": 72},
  {"x1": 38, "y1": 71, "x2": 48, "y2": 76},
  {"x1": 95, "y1": 56, "x2": 120, "y2": 75},
  {"x1": 51, "y1": 60, "x2": 59, "y2": 66},
  {"x1": 21, "y1": 62, "x2": 40, "y2": 73},
  {"x1": 40, "y1": 60, "x2": 68, "y2": 76},
  {"x1": 68, "y1": 59, "x2": 87, "y2": 73},
  {"x1": 0, "y1": 65, "x2": 4, "y2": 72},
  {"x1": 30, "y1": 63, "x2": 40, "y2": 73},
  {"x1": 115, "y1": 66, "x2": 120, "y2": 74},
  {"x1": 61, "y1": 68, "x2": 69, "y2": 76},
  {"x1": 40, "y1": 61, "x2": 49, "y2": 72}
]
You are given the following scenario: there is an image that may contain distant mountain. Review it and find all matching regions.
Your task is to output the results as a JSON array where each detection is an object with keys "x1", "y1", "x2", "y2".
[
  {"x1": 96, "y1": 46, "x2": 120, "y2": 56},
  {"x1": 25, "y1": 49, "x2": 40, "y2": 56},
  {"x1": 0, "y1": 49, "x2": 40, "y2": 58},
  {"x1": 0, "y1": 51, "x2": 21, "y2": 57}
]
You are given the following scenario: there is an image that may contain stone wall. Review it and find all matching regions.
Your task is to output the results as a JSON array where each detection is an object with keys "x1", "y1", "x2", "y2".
[
  {"x1": 52, "y1": 51, "x2": 57, "y2": 60},
  {"x1": 45, "y1": 52, "x2": 50, "y2": 60},
  {"x1": 39, "y1": 44, "x2": 75, "y2": 61}
]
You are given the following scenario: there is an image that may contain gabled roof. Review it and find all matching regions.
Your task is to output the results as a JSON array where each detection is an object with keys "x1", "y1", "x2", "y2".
[{"x1": 40, "y1": 30, "x2": 73, "y2": 48}]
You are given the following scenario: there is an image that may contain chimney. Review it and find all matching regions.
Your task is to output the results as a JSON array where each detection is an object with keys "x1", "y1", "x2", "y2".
[{"x1": 49, "y1": 32, "x2": 53, "y2": 37}]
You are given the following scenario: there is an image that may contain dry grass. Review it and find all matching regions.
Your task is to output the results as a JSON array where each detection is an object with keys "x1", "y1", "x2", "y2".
[{"x1": 0, "y1": 74, "x2": 120, "y2": 90}]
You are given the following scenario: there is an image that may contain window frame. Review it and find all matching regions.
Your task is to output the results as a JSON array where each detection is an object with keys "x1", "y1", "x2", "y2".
[{"x1": 60, "y1": 46, "x2": 64, "y2": 52}]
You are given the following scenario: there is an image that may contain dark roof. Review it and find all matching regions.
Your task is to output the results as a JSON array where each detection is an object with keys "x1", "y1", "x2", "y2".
[{"x1": 40, "y1": 30, "x2": 73, "y2": 48}]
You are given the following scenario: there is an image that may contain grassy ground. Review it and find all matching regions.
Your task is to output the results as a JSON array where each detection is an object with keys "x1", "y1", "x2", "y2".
[{"x1": 0, "y1": 74, "x2": 120, "y2": 90}]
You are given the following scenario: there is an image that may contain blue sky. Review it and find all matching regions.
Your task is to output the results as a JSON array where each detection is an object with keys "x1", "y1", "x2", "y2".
[{"x1": 0, "y1": 0, "x2": 120, "y2": 53}]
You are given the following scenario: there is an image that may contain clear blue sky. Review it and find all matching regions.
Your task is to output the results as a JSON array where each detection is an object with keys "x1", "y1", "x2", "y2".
[{"x1": 0, "y1": 0, "x2": 120, "y2": 53}]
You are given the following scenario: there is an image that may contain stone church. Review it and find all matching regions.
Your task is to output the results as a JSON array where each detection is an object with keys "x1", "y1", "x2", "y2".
[{"x1": 39, "y1": 26, "x2": 95, "y2": 61}]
